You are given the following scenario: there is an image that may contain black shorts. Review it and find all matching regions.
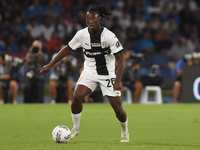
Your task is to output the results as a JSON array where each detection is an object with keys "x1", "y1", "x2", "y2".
[
  {"x1": 122, "y1": 79, "x2": 136, "y2": 91},
  {"x1": 175, "y1": 76, "x2": 182, "y2": 82},
  {"x1": 0, "y1": 80, "x2": 10, "y2": 89}
]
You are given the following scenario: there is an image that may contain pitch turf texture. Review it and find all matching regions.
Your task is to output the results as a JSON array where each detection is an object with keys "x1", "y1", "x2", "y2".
[{"x1": 0, "y1": 104, "x2": 200, "y2": 150}]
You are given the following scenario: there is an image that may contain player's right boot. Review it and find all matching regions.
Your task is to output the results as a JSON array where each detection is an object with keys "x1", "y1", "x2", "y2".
[
  {"x1": 121, "y1": 130, "x2": 129, "y2": 142},
  {"x1": 71, "y1": 126, "x2": 81, "y2": 139}
]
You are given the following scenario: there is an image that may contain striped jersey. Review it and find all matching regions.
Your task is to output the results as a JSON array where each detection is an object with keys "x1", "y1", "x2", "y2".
[{"x1": 68, "y1": 26, "x2": 123, "y2": 76}]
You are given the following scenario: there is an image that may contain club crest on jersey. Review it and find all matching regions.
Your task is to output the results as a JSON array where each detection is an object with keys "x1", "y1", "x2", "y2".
[
  {"x1": 91, "y1": 43, "x2": 101, "y2": 47},
  {"x1": 101, "y1": 42, "x2": 107, "y2": 48}
]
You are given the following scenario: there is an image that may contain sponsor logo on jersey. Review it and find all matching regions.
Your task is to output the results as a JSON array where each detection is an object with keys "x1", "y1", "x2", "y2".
[
  {"x1": 85, "y1": 51, "x2": 101, "y2": 56},
  {"x1": 115, "y1": 41, "x2": 121, "y2": 48},
  {"x1": 91, "y1": 43, "x2": 101, "y2": 47},
  {"x1": 84, "y1": 47, "x2": 111, "y2": 58}
]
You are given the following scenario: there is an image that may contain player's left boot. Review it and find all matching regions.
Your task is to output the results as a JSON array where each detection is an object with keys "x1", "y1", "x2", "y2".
[
  {"x1": 121, "y1": 130, "x2": 129, "y2": 142},
  {"x1": 71, "y1": 126, "x2": 81, "y2": 139}
]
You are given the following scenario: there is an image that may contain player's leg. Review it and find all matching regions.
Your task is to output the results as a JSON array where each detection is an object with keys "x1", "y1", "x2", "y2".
[
  {"x1": 83, "y1": 94, "x2": 90, "y2": 103},
  {"x1": 71, "y1": 84, "x2": 92, "y2": 139},
  {"x1": 67, "y1": 79, "x2": 75, "y2": 104},
  {"x1": 173, "y1": 81, "x2": 181, "y2": 102},
  {"x1": 71, "y1": 69, "x2": 97, "y2": 139},
  {"x1": 108, "y1": 96, "x2": 127, "y2": 122},
  {"x1": 72, "y1": 84, "x2": 92, "y2": 113},
  {"x1": 48, "y1": 80, "x2": 57, "y2": 104},
  {"x1": 133, "y1": 80, "x2": 143, "y2": 103},
  {"x1": 108, "y1": 96, "x2": 129, "y2": 142},
  {"x1": 9, "y1": 80, "x2": 18, "y2": 104},
  {"x1": 0, "y1": 82, "x2": 5, "y2": 104},
  {"x1": 99, "y1": 75, "x2": 129, "y2": 142}
]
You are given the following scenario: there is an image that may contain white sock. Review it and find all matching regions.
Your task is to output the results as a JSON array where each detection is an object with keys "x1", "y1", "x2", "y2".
[
  {"x1": 71, "y1": 112, "x2": 81, "y2": 128},
  {"x1": 51, "y1": 100, "x2": 55, "y2": 104},
  {"x1": 119, "y1": 119, "x2": 128, "y2": 132}
]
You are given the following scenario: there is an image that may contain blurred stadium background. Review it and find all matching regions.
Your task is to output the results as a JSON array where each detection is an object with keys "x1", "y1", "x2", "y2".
[{"x1": 1, "y1": 0, "x2": 200, "y2": 103}]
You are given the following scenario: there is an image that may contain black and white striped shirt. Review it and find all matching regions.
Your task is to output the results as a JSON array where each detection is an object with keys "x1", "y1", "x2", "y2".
[{"x1": 68, "y1": 26, "x2": 123, "y2": 76}]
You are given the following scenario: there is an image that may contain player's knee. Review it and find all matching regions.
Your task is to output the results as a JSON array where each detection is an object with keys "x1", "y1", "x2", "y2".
[
  {"x1": 9, "y1": 80, "x2": 17, "y2": 88},
  {"x1": 73, "y1": 93, "x2": 83, "y2": 104},
  {"x1": 174, "y1": 81, "x2": 181, "y2": 87},
  {"x1": 48, "y1": 81, "x2": 56, "y2": 88},
  {"x1": 135, "y1": 81, "x2": 143, "y2": 90},
  {"x1": 67, "y1": 79, "x2": 74, "y2": 87}
]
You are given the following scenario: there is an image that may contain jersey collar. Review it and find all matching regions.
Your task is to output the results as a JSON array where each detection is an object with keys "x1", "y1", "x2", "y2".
[{"x1": 88, "y1": 26, "x2": 104, "y2": 36}]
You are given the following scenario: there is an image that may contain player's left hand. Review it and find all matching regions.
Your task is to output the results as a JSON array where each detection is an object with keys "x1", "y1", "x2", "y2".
[{"x1": 113, "y1": 81, "x2": 122, "y2": 91}]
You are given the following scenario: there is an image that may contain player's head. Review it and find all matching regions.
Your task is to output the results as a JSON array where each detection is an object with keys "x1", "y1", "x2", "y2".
[{"x1": 86, "y1": 5, "x2": 111, "y2": 32}]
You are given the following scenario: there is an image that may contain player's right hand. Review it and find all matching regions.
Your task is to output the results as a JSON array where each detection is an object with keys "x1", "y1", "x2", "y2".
[{"x1": 40, "y1": 64, "x2": 51, "y2": 75}]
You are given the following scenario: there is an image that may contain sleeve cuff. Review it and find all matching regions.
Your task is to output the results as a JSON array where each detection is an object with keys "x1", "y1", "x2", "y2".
[
  {"x1": 113, "y1": 49, "x2": 123, "y2": 55},
  {"x1": 68, "y1": 45, "x2": 75, "y2": 51}
]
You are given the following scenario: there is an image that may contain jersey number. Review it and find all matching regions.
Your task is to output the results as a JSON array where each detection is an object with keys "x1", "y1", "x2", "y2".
[{"x1": 106, "y1": 78, "x2": 115, "y2": 87}]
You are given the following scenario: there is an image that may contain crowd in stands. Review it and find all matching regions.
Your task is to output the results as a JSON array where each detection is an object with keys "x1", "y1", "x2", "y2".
[{"x1": 1, "y1": 0, "x2": 200, "y2": 81}]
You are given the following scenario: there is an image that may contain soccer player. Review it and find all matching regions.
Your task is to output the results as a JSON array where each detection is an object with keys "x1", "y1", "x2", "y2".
[{"x1": 40, "y1": 5, "x2": 129, "y2": 142}]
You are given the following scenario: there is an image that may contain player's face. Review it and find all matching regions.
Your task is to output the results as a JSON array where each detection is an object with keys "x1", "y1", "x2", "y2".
[{"x1": 86, "y1": 12, "x2": 101, "y2": 33}]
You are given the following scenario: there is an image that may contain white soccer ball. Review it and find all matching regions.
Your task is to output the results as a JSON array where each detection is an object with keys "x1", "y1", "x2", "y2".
[{"x1": 52, "y1": 125, "x2": 71, "y2": 143}]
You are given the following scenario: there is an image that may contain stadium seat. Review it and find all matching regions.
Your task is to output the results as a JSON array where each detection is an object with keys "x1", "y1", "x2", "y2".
[
  {"x1": 122, "y1": 86, "x2": 132, "y2": 104},
  {"x1": 140, "y1": 86, "x2": 162, "y2": 104}
]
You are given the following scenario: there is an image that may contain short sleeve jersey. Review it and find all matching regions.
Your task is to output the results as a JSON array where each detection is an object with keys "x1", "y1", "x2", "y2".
[{"x1": 68, "y1": 27, "x2": 123, "y2": 76}]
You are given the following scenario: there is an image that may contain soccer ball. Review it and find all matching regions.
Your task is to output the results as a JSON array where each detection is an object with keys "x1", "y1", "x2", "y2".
[{"x1": 52, "y1": 125, "x2": 71, "y2": 143}]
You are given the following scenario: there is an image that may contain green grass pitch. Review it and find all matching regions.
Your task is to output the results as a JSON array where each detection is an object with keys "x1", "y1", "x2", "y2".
[{"x1": 0, "y1": 103, "x2": 200, "y2": 150}]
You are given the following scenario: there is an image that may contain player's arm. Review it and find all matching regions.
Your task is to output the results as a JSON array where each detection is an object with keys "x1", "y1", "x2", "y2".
[
  {"x1": 51, "y1": 54, "x2": 60, "y2": 69},
  {"x1": 177, "y1": 70, "x2": 182, "y2": 76},
  {"x1": 40, "y1": 45, "x2": 71, "y2": 75},
  {"x1": 0, "y1": 74, "x2": 10, "y2": 80},
  {"x1": 114, "y1": 51, "x2": 124, "y2": 91},
  {"x1": 176, "y1": 60, "x2": 184, "y2": 77},
  {"x1": 40, "y1": 30, "x2": 81, "y2": 75}
]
